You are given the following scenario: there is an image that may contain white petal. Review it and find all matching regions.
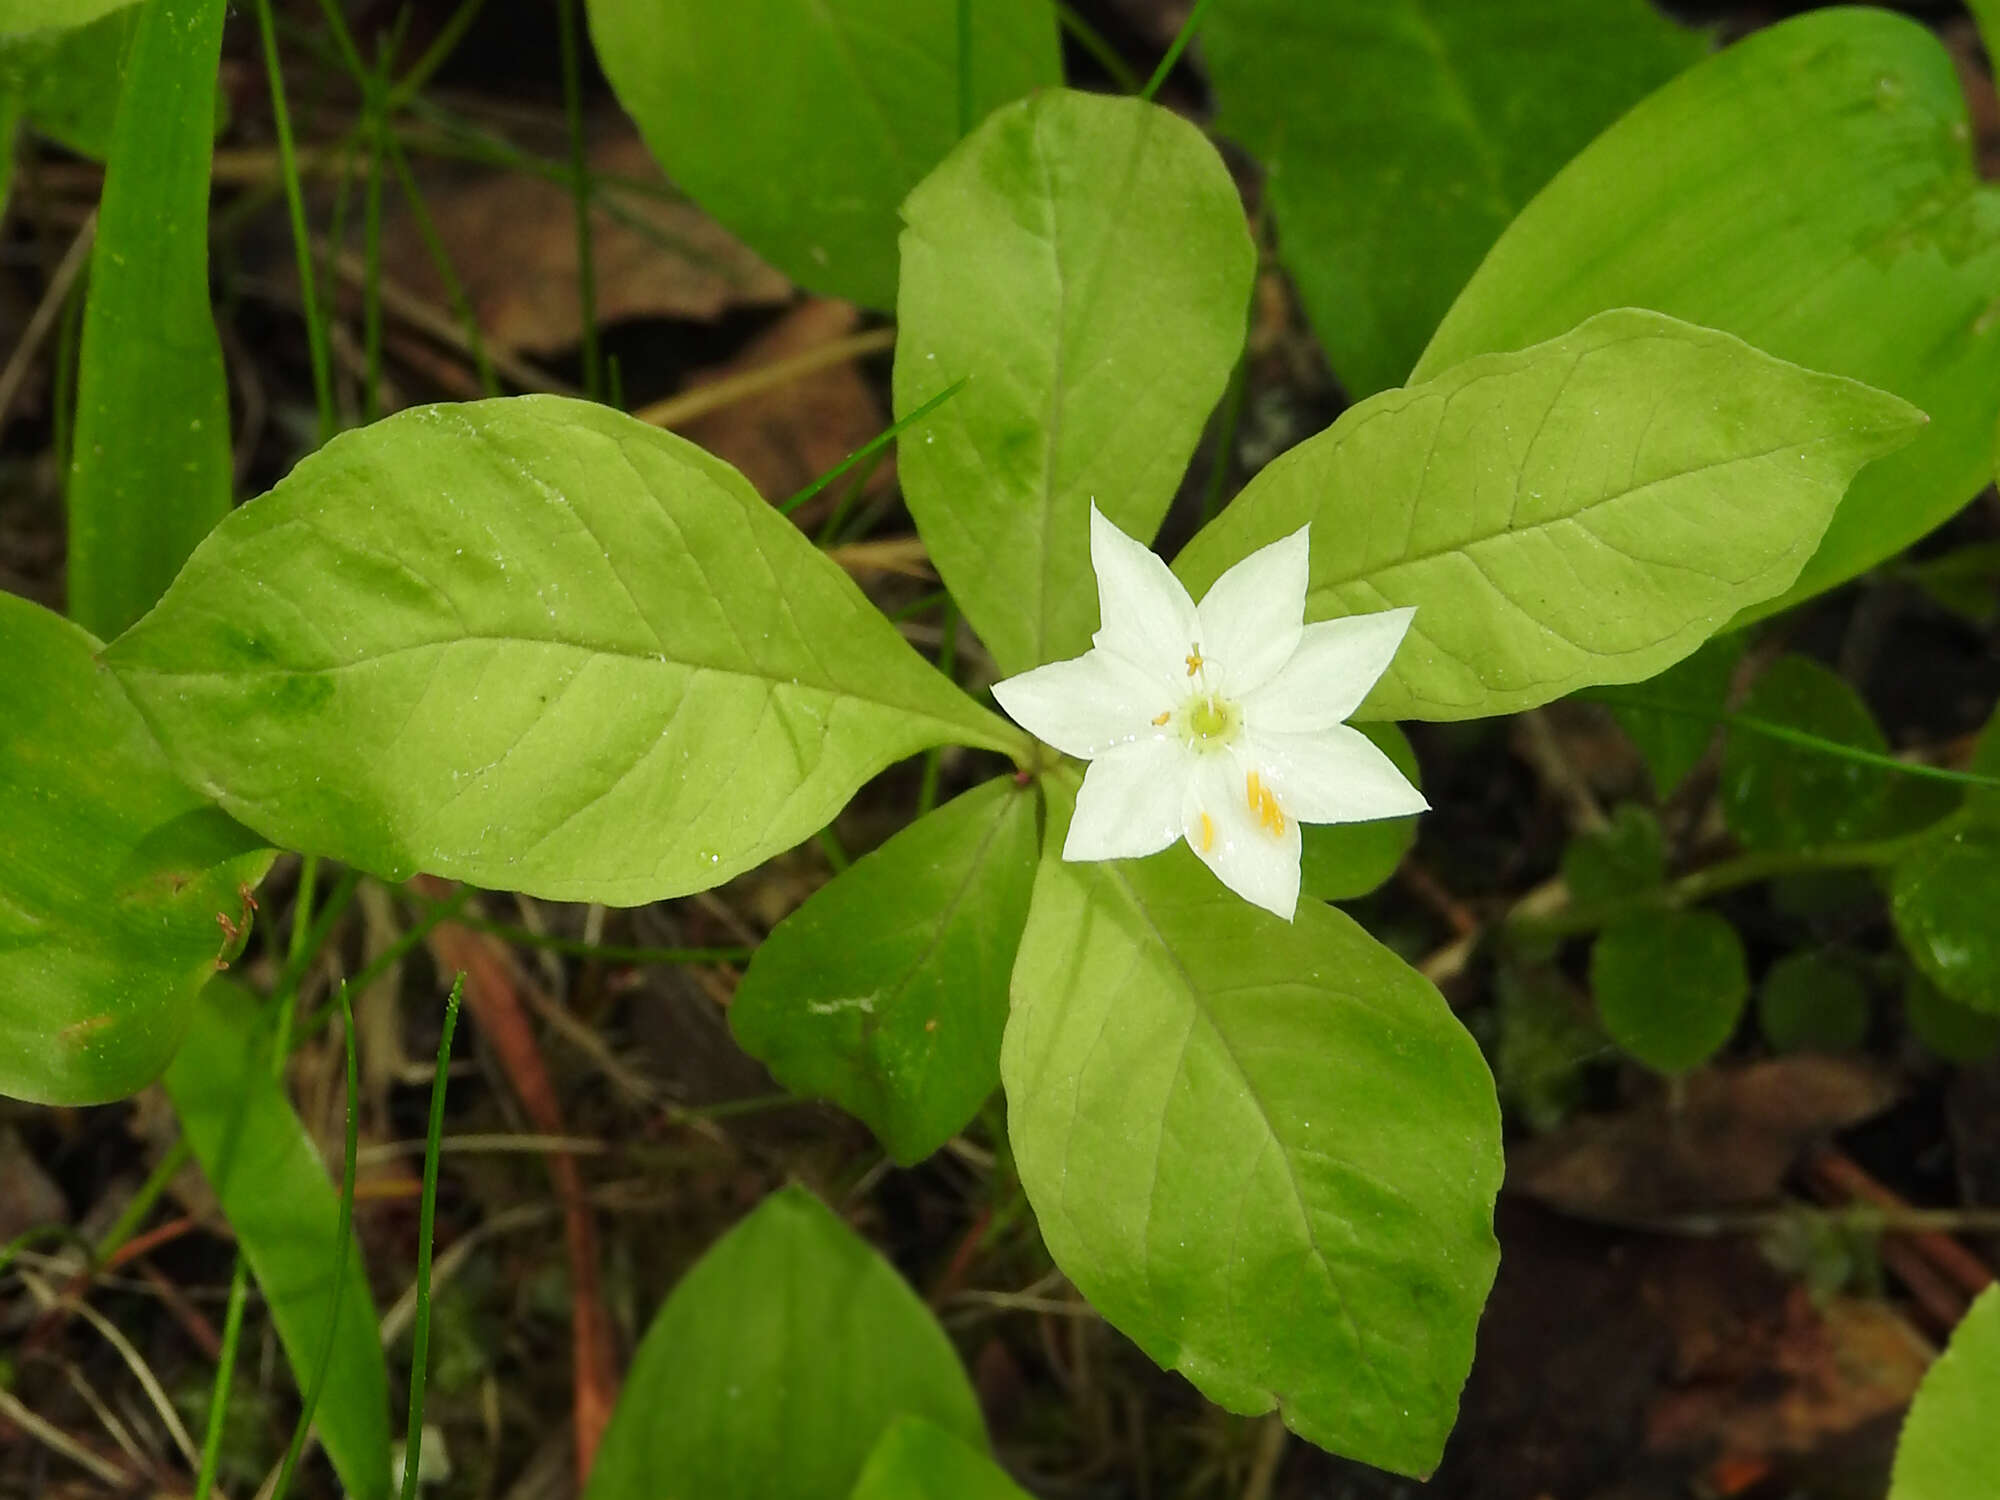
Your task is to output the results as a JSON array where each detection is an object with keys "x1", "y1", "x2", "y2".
[
  {"x1": 1240, "y1": 607, "x2": 1416, "y2": 734},
  {"x1": 1193, "y1": 526, "x2": 1308, "y2": 697},
  {"x1": 1245, "y1": 724, "x2": 1429, "y2": 825},
  {"x1": 1180, "y1": 752, "x2": 1301, "y2": 921},
  {"x1": 992, "y1": 649, "x2": 1174, "y2": 759},
  {"x1": 1089, "y1": 504, "x2": 1197, "y2": 688},
  {"x1": 1064, "y1": 738, "x2": 1191, "y2": 862}
]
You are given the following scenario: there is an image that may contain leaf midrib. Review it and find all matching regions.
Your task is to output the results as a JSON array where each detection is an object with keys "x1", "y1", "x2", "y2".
[
  {"x1": 111, "y1": 632, "x2": 996, "y2": 745},
  {"x1": 1100, "y1": 860, "x2": 1400, "y2": 1413}
]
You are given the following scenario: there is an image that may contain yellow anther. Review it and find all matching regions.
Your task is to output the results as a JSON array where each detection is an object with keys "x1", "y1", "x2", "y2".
[
  {"x1": 1245, "y1": 770, "x2": 1287, "y2": 836},
  {"x1": 1198, "y1": 811, "x2": 1216, "y2": 853},
  {"x1": 1152, "y1": 710, "x2": 1171, "y2": 726},
  {"x1": 1185, "y1": 647, "x2": 1205, "y2": 677}
]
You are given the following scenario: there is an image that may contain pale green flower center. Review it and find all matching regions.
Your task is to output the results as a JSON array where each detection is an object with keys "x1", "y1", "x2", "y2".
[{"x1": 1177, "y1": 692, "x2": 1241, "y2": 753}]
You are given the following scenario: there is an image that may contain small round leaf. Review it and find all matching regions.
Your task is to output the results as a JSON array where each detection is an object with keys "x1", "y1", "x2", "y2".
[{"x1": 1590, "y1": 908, "x2": 1748, "y2": 1074}]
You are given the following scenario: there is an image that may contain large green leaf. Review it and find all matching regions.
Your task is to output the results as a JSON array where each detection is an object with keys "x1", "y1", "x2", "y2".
[
  {"x1": 1173, "y1": 309, "x2": 1922, "y2": 722},
  {"x1": 894, "y1": 88, "x2": 1254, "y2": 674},
  {"x1": 1204, "y1": 0, "x2": 1702, "y2": 398},
  {"x1": 1002, "y1": 781, "x2": 1501, "y2": 1476},
  {"x1": 1415, "y1": 8, "x2": 2000, "y2": 621},
  {"x1": 584, "y1": 1186, "x2": 986, "y2": 1500},
  {"x1": 0, "y1": 592, "x2": 270, "y2": 1106},
  {"x1": 164, "y1": 982, "x2": 391, "y2": 1500},
  {"x1": 1890, "y1": 1284, "x2": 2000, "y2": 1500},
  {"x1": 105, "y1": 397, "x2": 1020, "y2": 906},
  {"x1": 730, "y1": 777, "x2": 1039, "y2": 1165},
  {"x1": 0, "y1": 0, "x2": 133, "y2": 38},
  {"x1": 850, "y1": 1417, "x2": 1032, "y2": 1500},
  {"x1": 65, "y1": 0, "x2": 230, "y2": 639},
  {"x1": 586, "y1": 0, "x2": 1059, "y2": 311}
]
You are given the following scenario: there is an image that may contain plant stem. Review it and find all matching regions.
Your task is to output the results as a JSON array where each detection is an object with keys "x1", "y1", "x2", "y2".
[{"x1": 1508, "y1": 825, "x2": 1938, "y2": 942}]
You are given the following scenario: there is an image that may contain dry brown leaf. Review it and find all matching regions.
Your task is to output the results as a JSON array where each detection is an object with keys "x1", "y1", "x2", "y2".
[
  {"x1": 1510, "y1": 1056, "x2": 1899, "y2": 1223},
  {"x1": 1647, "y1": 1285, "x2": 1930, "y2": 1467},
  {"x1": 380, "y1": 131, "x2": 790, "y2": 355},
  {"x1": 673, "y1": 298, "x2": 890, "y2": 504}
]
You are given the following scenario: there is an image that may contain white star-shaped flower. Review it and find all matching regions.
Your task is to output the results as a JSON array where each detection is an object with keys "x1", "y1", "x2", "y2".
[{"x1": 993, "y1": 506, "x2": 1427, "y2": 920}]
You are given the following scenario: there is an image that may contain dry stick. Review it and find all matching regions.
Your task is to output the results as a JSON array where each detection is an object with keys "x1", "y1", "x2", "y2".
[
  {"x1": 415, "y1": 881, "x2": 619, "y2": 1487},
  {"x1": 635, "y1": 325, "x2": 898, "y2": 428},
  {"x1": 17, "y1": 1269, "x2": 201, "y2": 1474},
  {"x1": 0, "y1": 209, "x2": 96, "y2": 431},
  {"x1": 0, "y1": 1385, "x2": 133, "y2": 1489},
  {"x1": 325, "y1": 248, "x2": 577, "y2": 396}
]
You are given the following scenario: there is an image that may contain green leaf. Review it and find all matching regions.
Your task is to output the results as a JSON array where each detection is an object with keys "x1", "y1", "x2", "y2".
[
  {"x1": 893, "y1": 87, "x2": 1254, "y2": 674},
  {"x1": 1719, "y1": 655, "x2": 1954, "y2": 850},
  {"x1": 1720, "y1": 656, "x2": 1889, "y2": 851},
  {"x1": 1589, "y1": 908, "x2": 1748, "y2": 1074},
  {"x1": 729, "y1": 776, "x2": 1040, "y2": 1165},
  {"x1": 1002, "y1": 779, "x2": 1501, "y2": 1476},
  {"x1": 7, "y1": 5, "x2": 137, "y2": 159},
  {"x1": 1495, "y1": 962, "x2": 1604, "y2": 1134},
  {"x1": 0, "y1": 592, "x2": 270, "y2": 1106},
  {"x1": 65, "y1": 0, "x2": 231, "y2": 640},
  {"x1": 1560, "y1": 804, "x2": 1665, "y2": 906},
  {"x1": 1892, "y1": 825, "x2": 2000, "y2": 1017},
  {"x1": 1415, "y1": 8, "x2": 2000, "y2": 622},
  {"x1": 1904, "y1": 972, "x2": 2000, "y2": 1064},
  {"x1": 1173, "y1": 309, "x2": 1923, "y2": 722},
  {"x1": 586, "y1": 0, "x2": 1059, "y2": 311},
  {"x1": 1297, "y1": 722, "x2": 1420, "y2": 902},
  {"x1": 164, "y1": 982, "x2": 391, "y2": 1500},
  {"x1": 1596, "y1": 633, "x2": 1743, "y2": 799},
  {"x1": 851, "y1": 1417, "x2": 1032, "y2": 1500},
  {"x1": 1890, "y1": 1284, "x2": 2000, "y2": 1500},
  {"x1": 105, "y1": 396, "x2": 1020, "y2": 906},
  {"x1": 584, "y1": 1186, "x2": 986, "y2": 1500},
  {"x1": 0, "y1": 70, "x2": 20, "y2": 214},
  {"x1": 1204, "y1": 0, "x2": 1703, "y2": 398},
  {"x1": 1757, "y1": 951, "x2": 1870, "y2": 1054},
  {"x1": 0, "y1": 0, "x2": 133, "y2": 38}
]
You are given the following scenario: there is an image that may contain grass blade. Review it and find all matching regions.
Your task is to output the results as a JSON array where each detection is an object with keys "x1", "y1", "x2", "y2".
[{"x1": 65, "y1": 0, "x2": 232, "y2": 638}]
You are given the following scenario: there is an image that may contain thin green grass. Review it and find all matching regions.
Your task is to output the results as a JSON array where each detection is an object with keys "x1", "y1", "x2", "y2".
[
  {"x1": 783, "y1": 378, "x2": 967, "y2": 516},
  {"x1": 252, "y1": 0, "x2": 338, "y2": 442},
  {"x1": 191, "y1": 1258, "x2": 252, "y2": 1500},
  {"x1": 1142, "y1": 0, "x2": 1220, "y2": 101},
  {"x1": 1588, "y1": 691, "x2": 2000, "y2": 790},
  {"x1": 557, "y1": 0, "x2": 601, "y2": 399},
  {"x1": 397, "y1": 974, "x2": 464, "y2": 1500},
  {"x1": 1055, "y1": 3, "x2": 1141, "y2": 92}
]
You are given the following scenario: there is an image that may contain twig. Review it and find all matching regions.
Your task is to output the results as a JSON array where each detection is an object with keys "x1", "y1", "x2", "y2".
[
  {"x1": 0, "y1": 209, "x2": 95, "y2": 432},
  {"x1": 0, "y1": 1385, "x2": 133, "y2": 1489},
  {"x1": 18, "y1": 1269, "x2": 201, "y2": 1474},
  {"x1": 635, "y1": 325, "x2": 897, "y2": 429}
]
